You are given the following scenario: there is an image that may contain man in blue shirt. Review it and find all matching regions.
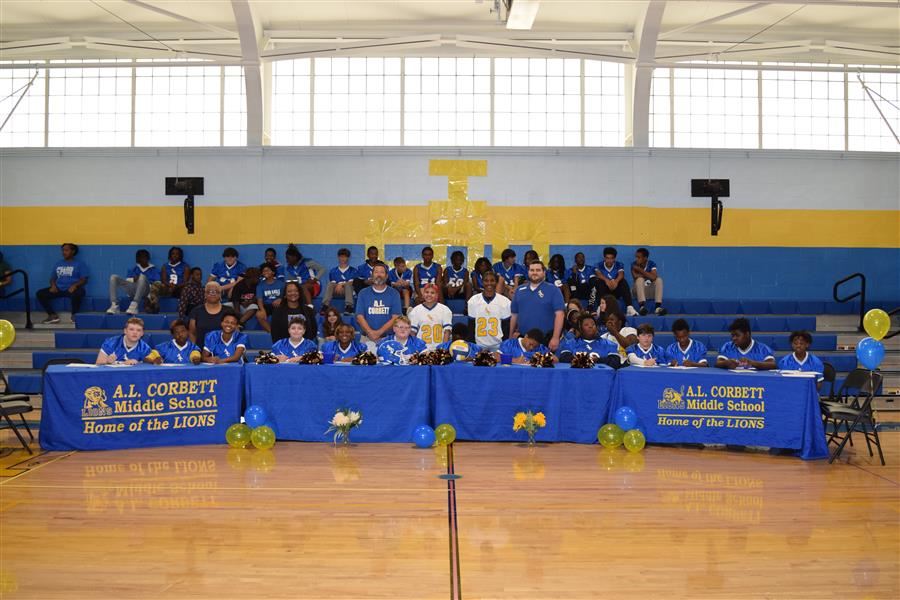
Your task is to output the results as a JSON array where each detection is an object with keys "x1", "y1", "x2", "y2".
[
  {"x1": 96, "y1": 317, "x2": 153, "y2": 365},
  {"x1": 209, "y1": 247, "x2": 246, "y2": 304},
  {"x1": 322, "y1": 248, "x2": 357, "y2": 316},
  {"x1": 631, "y1": 247, "x2": 666, "y2": 316},
  {"x1": 716, "y1": 318, "x2": 776, "y2": 370},
  {"x1": 107, "y1": 249, "x2": 161, "y2": 316},
  {"x1": 355, "y1": 262, "x2": 402, "y2": 349},
  {"x1": 665, "y1": 319, "x2": 709, "y2": 367},
  {"x1": 778, "y1": 330, "x2": 826, "y2": 387},
  {"x1": 510, "y1": 261, "x2": 565, "y2": 352},
  {"x1": 149, "y1": 319, "x2": 201, "y2": 365},
  {"x1": 37, "y1": 242, "x2": 89, "y2": 324},
  {"x1": 593, "y1": 247, "x2": 636, "y2": 317}
]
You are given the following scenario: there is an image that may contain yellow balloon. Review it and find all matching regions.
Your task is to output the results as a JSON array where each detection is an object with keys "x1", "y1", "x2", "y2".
[
  {"x1": 0, "y1": 320, "x2": 15, "y2": 352},
  {"x1": 863, "y1": 309, "x2": 890, "y2": 341}
]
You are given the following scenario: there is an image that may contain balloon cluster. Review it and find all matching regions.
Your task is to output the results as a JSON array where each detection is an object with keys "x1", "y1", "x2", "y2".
[
  {"x1": 473, "y1": 350, "x2": 498, "y2": 367},
  {"x1": 857, "y1": 309, "x2": 890, "y2": 371},
  {"x1": 226, "y1": 405, "x2": 276, "y2": 450},
  {"x1": 254, "y1": 351, "x2": 279, "y2": 364},
  {"x1": 529, "y1": 352, "x2": 555, "y2": 368},
  {"x1": 351, "y1": 351, "x2": 378, "y2": 365},
  {"x1": 298, "y1": 351, "x2": 323, "y2": 365},
  {"x1": 0, "y1": 320, "x2": 16, "y2": 352},
  {"x1": 598, "y1": 407, "x2": 646, "y2": 453}
]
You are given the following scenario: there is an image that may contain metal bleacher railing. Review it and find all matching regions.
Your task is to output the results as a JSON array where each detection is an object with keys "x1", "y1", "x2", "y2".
[
  {"x1": 833, "y1": 272, "x2": 865, "y2": 333},
  {"x1": 1, "y1": 269, "x2": 33, "y2": 329}
]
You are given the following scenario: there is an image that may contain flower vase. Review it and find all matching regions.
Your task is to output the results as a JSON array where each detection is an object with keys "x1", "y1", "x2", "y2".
[
  {"x1": 527, "y1": 430, "x2": 536, "y2": 447},
  {"x1": 342, "y1": 430, "x2": 351, "y2": 446}
]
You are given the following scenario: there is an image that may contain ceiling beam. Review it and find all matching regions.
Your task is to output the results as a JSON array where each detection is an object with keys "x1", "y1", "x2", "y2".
[
  {"x1": 825, "y1": 40, "x2": 900, "y2": 62},
  {"x1": 663, "y1": 0, "x2": 899, "y2": 6},
  {"x1": 231, "y1": 0, "x2": 264, "y2": 146},
  {"x1": 655, "y1": 39, "x2": 812, "y2": 62},
  {"x1": 631, "y1": 1, "x2": 666, "y2": 148},
  {"x1": 0, "y1": 37, "x2": 73, "y2": 55},
  {"x1": 455, "y1": 35, "x2": 634, "y2": 62},
  {"x1": 262, "y1": 35, "x2": 444, "y2": 60},
  {"x1": 121, "y1": 0, "x2": 237, "y2": 38},
  {"x1": 659, "y1": 2, "x2": 770, "y2": 39},
  {"x1": 82, "y1": 36, "x2": 242, "y2": 59}
]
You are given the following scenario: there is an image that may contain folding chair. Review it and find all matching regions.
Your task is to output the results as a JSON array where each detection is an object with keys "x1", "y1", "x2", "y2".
[
  {"x1": 819, "y1": 362, "x2": 836, "y2": 403},
  {"x1": 822, "y1": 370, "x2": 884, "y2": 465},
  {"x1": 0, "y1": 370, "x2": 35, "y2": 454}
]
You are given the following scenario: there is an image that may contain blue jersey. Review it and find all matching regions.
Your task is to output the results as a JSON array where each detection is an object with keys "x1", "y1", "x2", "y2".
[
  {"x1": 437, "y1": 339, "x2": 482, "y2": 360},
  {"x1": 499, "y1": 338, "x2": 548, "y2": 361},
  {"x1": 282, "y1": 262, "x2": 311, "y2": 283},
  {"x1": 154, "y1": 339, "x2": 201, "y2": 364},
  {"x1": 627, "y1": 343, "x2": 667, "y2": 363},
  {"x1": 211, "y1": 260, "x2": 246, "y2": 287},
  {"x1": 569, "y1": 265, "x2": 592, "y2": 285},
  {"x1": 203, "y1": 330, "x2": 249, "y2": 361},
  {"x1": 665, "y1": 339, "x2": 709, "y2": 365},
  {"x1": 329, "y1": 265, "x2": 358, "y2": 283},
  {"x1": 389, "y1": 267, "x2": 412, "y2": 285},
  {"x1": 493, "y1": 261, "x2": 526, "y2": 286},
  {"x1": 415, "y1": 262, "x2": 440, "y2": 286},
  {"x1": 100, "y1": 335, "x2": 152, "y2": 362},
  {"x1": 356, "y1": 261, "x2": 377, "y2": 281},
  {"x1": 510, "y1": 281, "x2": 566, "y2": 335},
  {"x1": 125, "y1": 264, "x2": 161, "y2": 284},
  {"x1": 472, "y1": 270, "x2": 485, "y2": 290},
  {"x1": 718, "y1": 339, "x2": 775, "y2": 364},
  {"x1": 256, "y1": 280, "x2": 284, "y2": 305},
  {"x1": 164, "y1": 261, "x2": 188, "y2": 285},
  {"x1": 596, "y1": 260, "x2": 625, "y2": 281},
  {"x1": 377, "y1": 336, "x2": 427, "y2": 364},
  {"x1": 631, "y1": 259, "x2": 658, "y2": 280},
  {"x1": 446, "y1": 266, "x2": 468, "y2": 287},
  {"x1": 52, "y1": 259, "x2": 89, "y2": 289},
  {"x1": 778, "y1": 352, "x2": 825, "y2": 381},
  {"x1": 322, "y1": 339, "x2": 367, "y2": 361},
  {"x1": 558, "y1": 337, "x2": 618, "y2": 360},
  {"x1": 355, "y1": 286, "x2": 402, "y2": 331},
  {"x1": 272, "y1": 337, "x2": 318, "y2": 358},
  {"x1": 545, "y1": 269, "x2": 567, "y2": 292}
]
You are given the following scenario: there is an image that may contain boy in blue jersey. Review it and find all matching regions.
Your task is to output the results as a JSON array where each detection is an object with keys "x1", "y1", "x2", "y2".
[
  {"x1": 356, "y1": 262, "x2": 402, "y2": 348},
  {"x1": 497, "y1": 328, "x2": 554, "y2": 365},
  {"x1": 149, "y1": 320, "x2": 201, "y2": 365},
  {"x1": 558, "y1": 312, "x2": 620, "y2": 366},
  {"x1": 631, "y1": 247, "x2": 666, "y2": 316},
  {"x1": 210, "y1": 247, "x2": 246, "y2": 304},
  {"x1": 567, "y1": 252, "x2": 594, "y2": 303},
  {"x1": 437, "y1": 323, "x2": 481, "y2": 362},
  {"x1": 147, "y1": 247, "x2": 190, "y2": 314},
  {"x1": 546, "y1": 254, "x2": 570, "y2": 303},
  {"x1": 716, "y1": 318, "x2": 776, "y2": 370},
  {"x1": 377, "y1": 316, "x2": 428, "y2": 364},
  {"x1": 593, "y1": 247, "x2": 637, "y2": 317},
  {"x1": 202, "y1": 310, "x2": 248, "y2": 364},
  {"x1": 778, "y1": 331, "x2": 825, "y2": 387},
  {"x1": 178, "y1": 267, "x2": 205, "y2": 318},
  {"x1": 96, "y1": 317, "x2": 153, "y2": 365},
  {"x1": 282, "y1": 244, "x2": 317, "y2": 308},
  {"x1": 666, "y1": 319, "x2": 709, "y2": 367},
  {"x1": 354, "y1": 246, "x2": 381, "y2": 294},
  {"x1": 493, "y1": 248, "x2": 526, "y2": 299},
  {"x1": 627, "y1": 324, "x2": 667, "y2": 366},
  {"x1": 322, "y1": 323, "x2": 367, "y2": 362},
  {"x1": 413, "y1": 246, "x2": 443, "y2": 304},
  {"x1": 322, "y1": 248, "x2": 357, "y2": 316},
  {"x1": 443, "y1": 250, "x2": 471, "y2": 301},
  {"x1": 108, "y1": 249, "x2": 161, "y2": 316},
  {"x1": 37, "y1": 242, "x2": 89, "y2": 324},
  {"x1": 389, "y1": 256, "x2": 413, "y2": 314},
  {"x1": 272, "y1": 317, "x2": 318, "y2": 362},
  {"x1": 255, "y1": 263, "x2": 284, "y2": 315}
]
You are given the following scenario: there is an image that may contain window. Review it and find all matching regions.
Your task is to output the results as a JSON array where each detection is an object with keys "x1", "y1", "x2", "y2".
[
  {"x1": 134, "y1": 65, "x2": 221, "y2": 146},
  {"x1": 271, "y1": 58, "x2": 311, "y2": 145},
  {"x1": 762, "y1": 66, "x2": 844, "y2": 151},
  {"x1": 672, "y1": 65, "x2": 758, "y2": 149},
  {"x1": 47, "y1": 64, "x2": 132, "y2": 147},
  {"x1": 583, "y1": 59, "x2": 624, "y2": 146},
  {"x1": 223, "y1": 66, "x2": 247, "y2": 146},
  {"x1": 0, "y1": 65, "x2": 46, "y2": 147},
  {"x1": 650, "y1": 68, "x2": 672, "y2": 147},
  {"x1": 848, "y1": 71, "x2": 900, "y2": 152}
]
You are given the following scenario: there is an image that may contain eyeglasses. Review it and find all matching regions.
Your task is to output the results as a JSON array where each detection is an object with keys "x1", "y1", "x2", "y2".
[{"x1": 205, "y1": 289, "x2": 221, "y2": 295}]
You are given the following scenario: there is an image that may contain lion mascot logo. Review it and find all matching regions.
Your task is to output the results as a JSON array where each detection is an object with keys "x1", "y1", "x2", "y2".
[{"x1": 82, "y1": 386, "x2": 112, "y2": 417}]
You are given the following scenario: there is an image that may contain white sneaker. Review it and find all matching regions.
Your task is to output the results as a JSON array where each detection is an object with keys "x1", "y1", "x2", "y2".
[
  {"x1": 626, "y1": 305, "x2": 638, "y2": 317},
  {"x1": 106, "y1": 304, "x2": 120, "y2": 314},
  {"x1": 126, "y1": 301, "x2": 139, "y2": 315}
]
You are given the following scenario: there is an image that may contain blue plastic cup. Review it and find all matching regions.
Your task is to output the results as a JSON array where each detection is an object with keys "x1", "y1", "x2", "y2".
[
  {"x1": 322, "y1": 351, "x2": 335, "y2": 365},
  {"x1": 500, "y1": 353, "x2": 512, "y2": 365}
]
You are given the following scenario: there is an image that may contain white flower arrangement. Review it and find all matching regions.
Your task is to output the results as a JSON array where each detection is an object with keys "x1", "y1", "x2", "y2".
[{"x1": 326, "y1": 408, "x2": 363, "y2": 444}]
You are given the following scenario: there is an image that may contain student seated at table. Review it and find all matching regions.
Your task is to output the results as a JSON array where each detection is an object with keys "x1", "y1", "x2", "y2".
[
  {"x1": 778, "y1": 330, "x2": 825, "y2": 388},
  {"x1": 272, "y1": 317, "x2": 318, "y2": 363},
  {"x1": 96, "y1": 317, "x2": 153, "y2": 365},
  {"x1": 321, "y1": 323, "x2": 367, "y2": 362},
  {"x1": 558, "y1": 312, "x2": 620, "y2": 367},
  {"x1": 665, "y1": 318, "x2": 708, "y2": 367},
  {"x1": 600, "y1": 312, "x2": 638, "y2": 364},
  {"x1": 377, "y1": 316, "x2": 427, "y2": 364},
  {"x1": 627, "y1": 324, "x2": 666, "y2": 366},
  {"x1": 149, "y1": 319, "x2": 201, "y2": 365},
  {"x1": 716, "y1": 317, "x2": 776, "y2": 370},
  {"x1": 496, "y1": 328, "x2": 554, "y2": 365},
  {"x1": 202, "y1": 310, "x2": 248, "y2": 364},
  {"x1": 436, "y1": 323, "x2": 481, "y2": 361}
]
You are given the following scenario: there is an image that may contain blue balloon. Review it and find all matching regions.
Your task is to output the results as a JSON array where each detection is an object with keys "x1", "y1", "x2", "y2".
[
  {"x1": 856, "y1": 337, "x2": 885, "y2": 371},
  {"x1": 244, "y1": 405, "x2": 268, "y2": 429},
  {"x1": 413, "y1": 425, "x2": 436, "y2": 448},
  {"x1": 614, "y1": 406, "x2": 638, "y2": 431}
]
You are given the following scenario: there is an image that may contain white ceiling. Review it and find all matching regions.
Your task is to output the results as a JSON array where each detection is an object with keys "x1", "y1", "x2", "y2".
[{"x1": 1, "y1": 0, "x2": 898, "y2": 66}]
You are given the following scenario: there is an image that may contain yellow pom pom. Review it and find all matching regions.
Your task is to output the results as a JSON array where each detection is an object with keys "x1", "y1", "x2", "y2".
[
  {"x1": 190, "y1": 350, "x2": 201, "y2": 361},
  {"x1": 147, "y1": 349, "x2": 160, "y2": 361}
]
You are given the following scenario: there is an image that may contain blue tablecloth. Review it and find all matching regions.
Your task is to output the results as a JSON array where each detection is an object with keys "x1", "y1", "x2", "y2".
[
  {"x1": 432, "y1": 363, "x2": 616, "y2": 443},
  {"x1": 243, "y1": 363, "x2": 431, "y2": 443},
  {"x1": 39, "y1": 364, "x2": 243, "y2": 451},
  {"x1": 609, "y1": 367, "x2": 828, "y2": 460}
]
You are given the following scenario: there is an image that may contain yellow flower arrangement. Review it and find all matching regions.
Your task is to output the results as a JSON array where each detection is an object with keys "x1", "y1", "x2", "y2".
[
  {"x1": 533, "y1": 412, "x2": 546, "y2": 428},
  {"x1": 513, "y1": 412, "x2": 528, "y2": 431},
  {"x1": 513, "y1": 410, "x2": 546, "y2": 445}
]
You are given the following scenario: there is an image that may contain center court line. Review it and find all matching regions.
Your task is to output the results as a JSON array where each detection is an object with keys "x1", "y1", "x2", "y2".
[{"x1": 445, "y1": 443, "x2": 462, "y2": 600}]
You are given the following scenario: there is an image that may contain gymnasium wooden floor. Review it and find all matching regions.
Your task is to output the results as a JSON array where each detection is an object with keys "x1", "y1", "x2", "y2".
[{"x1": 1, "y1": 432, "x2": 898, "y2": 599}]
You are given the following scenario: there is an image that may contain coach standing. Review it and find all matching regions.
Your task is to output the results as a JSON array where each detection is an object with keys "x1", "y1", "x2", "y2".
[{"x1": 509, "y1": 261, "x2": 565, "y2": 351}]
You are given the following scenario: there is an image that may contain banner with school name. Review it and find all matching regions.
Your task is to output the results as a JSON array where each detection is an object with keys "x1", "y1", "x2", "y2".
[
  {"x1": 40, "y1": 364, "x2": 243, "y2": 451},
  {"x1": 609, "y1": 367, "x2": 828, "y2": 460}
]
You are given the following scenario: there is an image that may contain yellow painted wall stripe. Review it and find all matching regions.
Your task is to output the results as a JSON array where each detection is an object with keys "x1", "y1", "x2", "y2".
[{"x1": 0, "y1": 205, "x2": 897, "y2": 248}]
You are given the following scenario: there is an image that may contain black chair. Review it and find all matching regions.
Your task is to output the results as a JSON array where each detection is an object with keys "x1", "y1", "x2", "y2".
[
  {"x1": 0, "y1": 370, "x2": 35, "y2": 453},
  {"x1": 819, "y1": 362, "x2": 836, "y2": 403},
  {"x1": 40, "y1": 358, "x2": 86, "y2": 394},
  {"x1": 822, "y1": 369, "x2": 884, "y2": 465}
]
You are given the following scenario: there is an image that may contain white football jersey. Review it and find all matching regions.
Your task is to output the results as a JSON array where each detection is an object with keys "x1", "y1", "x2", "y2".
[
  {"x1": 408, "y1": 302, "x2": 453, "y2": 349},
  {"x1": 467, "y1": 293, "x2": 512, "y2": 350}
]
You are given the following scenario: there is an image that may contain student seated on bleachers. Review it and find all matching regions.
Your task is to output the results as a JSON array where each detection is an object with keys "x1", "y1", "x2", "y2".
[
  {"x1": 567, "y1": 252, "x2": 594, "y2": 305},
  {"x1": 389, "y1": 256, "x2": 413, "y2": 314},
  {"x1": 716, "y1": 317, "x2": 776, "y2": 370},
  {"x1": 563, "y1": 300, "x2": 584, "y2": 341},
  {"x1": 95, "y1": 317, "x2": 153, "y2": 365},
  {"x1": 627, "y1": 324, "x2": 667, "y2": 366},
  {"x1": 319, "y1": 306, "x2": 343, "y2": 345},
  {"x1": 600, "y1": 312, "x2": 638, "y2": 364},
  {"x1": 496, "y1": 328, "x2": 554, "y2": 365},
  {"x1": 146, "y1": 246, "x2": 190, "y2": 314},
  {"x1": 546, "y1": 254, "x2": 570, "y2": 303},
  {"x1": 493, "y1": 248, "x2": 526, "y2": 299},
  {"x1": 377, "y1": 316, "x2": 427, "y2": 364},
  {"x1": 321, "y1": 323, "x2": 367, "y2": 362},
  {"x1": 436, "y1": 323, "x2": 481, "y2": 362},
  {"x1": 558, "y1": 312, "x2": 620, "y2": 367},
  {"x1": 107, "y1": 249, "x2": 161, "y2": 316},
  {"x1": 202, "y1": 310, "x2": 248, "y2": 364},
  {"x1": 282, "y1": 244, "x2": 317, "y2": 309},
  {"x1": 149, "y1": 320, "x2": 201, "y2": 365},
  {"x1": 593, "y1": 247, "x2": 637, "y2": 317},
  {"x1": 209, "y1": 247, "x2": 246, "y2": 305},
  {"x1": 470, "y1": 257, "x2": 492, "y2": 295},
  {"x1": 231, "y1": 267, "x2": 262, "y2": 329},
  {"x1": 631, "y1": 247, "x2": 666, "y2": 316},
  {"x1": 778, "y1": 330, "x2": 825, "y2": 388},
  {"x1": 413, "y1": 246, "x2": 443, "y2": 304},
  {"x1": 272, "y1": 317, "x2": 318, "y2": 363},
  {"x1": 255, "y1": 263, "x2": 284, "y2": 320},
  {"x1": 443, "y1": 250, "x2": 471, "y2": 302},
  {"x1": 322, "y1": 248, "x2": 357, "y2": 316},
  {"x1": 354, "y1": 246, "x2": 381, "y2": 295},
  {"x1": 666, "y1": 319, "x2": 709, "y2": 367},
  {"x1": 408, "y1": 284, "x2": 453, "y2": 350},
  {"x1": 37, "y1": 242, "x2": 89, "y2": 324},
  {"x1": 178, "y1": 267, "x2": 205, "y2": 319}
]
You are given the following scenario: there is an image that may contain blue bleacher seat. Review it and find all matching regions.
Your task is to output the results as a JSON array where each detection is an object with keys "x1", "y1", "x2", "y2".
[
  {"x1": 753, "y1": 317, "x2": 788, "y2": 331},
  {"x1": 32, "y1": 351, "x2": 98, "y2": 369},
  {"x1": 710, "y1": 300, "x2": 742, "y2": 315},
  {"x1": 679, "y1": 300, "x2": 711, "y2": 314},
  {"x1": 451, "y1": 315, "x2": 469, "y2": 327},
  {"x1": 740, "y1": 301, "x2": 770, "y2": 314},
  {"x1": 795, "y1": 301, "x2": 825, "y2": 314},
  {"x1": 768, "y1": 300, "x2": 797, "y2": 314},
  {"x1": 445, "y1": 298, "x2": 466, "y2": 314},
  {"x1": 785, "y1": 316, "x2": 817, "y2": 331},
  {"x1": 693, "y1": 316, "x2": 727, "y2": 331}
]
